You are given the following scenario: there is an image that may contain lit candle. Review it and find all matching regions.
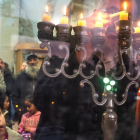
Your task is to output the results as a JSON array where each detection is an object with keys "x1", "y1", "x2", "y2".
[
  {"x1": 78, "y1": 13, "x2": 86, "y2": 26},
  {"x1": 60, "y1": 6, "x2": 69, "y2": 24},
  {"x1": 95, "y1": 13, "x2": 103, "y2": 27},
  {"x1": 135, "y1": 22, "x2": 140, "y2": 33},
  {"x1": 119, "y1": 2, "x2": 128, "y2": 20},
  {"x1": 42, "y1": 5, "x2": 51, "y2": 22}
]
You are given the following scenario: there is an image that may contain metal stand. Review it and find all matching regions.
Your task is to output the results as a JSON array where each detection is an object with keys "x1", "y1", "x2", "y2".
[{"x1": 37, "y1": 21, "x2": 140, "y2": 140}]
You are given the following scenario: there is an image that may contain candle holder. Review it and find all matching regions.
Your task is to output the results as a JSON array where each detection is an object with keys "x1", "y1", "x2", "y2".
[
  {"x1": 116, "y1": 20, "x2": 131, "y2": 50},
  {"x1": 90, "y1": 27, "x2": 105, "y2": 47},
  {"x1": 37, "y1": 22, "x2": 55, "y2": 40},
  {"x1": 73, "y1": 26, "x2": 90, "y2": 45},
  {"x1": 37, "y1": 22, "x2": 55, "y2": 49},
  {"x1": 55, "y1": 24, "x2": 72, "y2": 42}
]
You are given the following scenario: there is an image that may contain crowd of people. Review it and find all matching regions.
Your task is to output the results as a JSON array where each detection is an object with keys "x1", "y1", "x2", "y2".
[{"x1": 0, "y1": 54, "x2": 41, "y2": 140}]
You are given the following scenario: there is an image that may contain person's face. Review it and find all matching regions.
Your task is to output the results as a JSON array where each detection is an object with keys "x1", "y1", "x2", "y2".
[
  {"x1": 21, "y1": 62, "x2": 27, "y2": 71},
  {"x1": 0, "y1": 60, "x2": 5, "y2": 73},
  {"x1": 0, "y1": 109, "x2": 6, "y2": 138},
  {"x1": 28, "y1": 58, "x2": 37, "y2": 66},
  {"x1": 25, "y1": 100, "x2": 37, "y2": 115},
  {"x1": 3, "y1": 96, "x2": 9, "y2": 110}
]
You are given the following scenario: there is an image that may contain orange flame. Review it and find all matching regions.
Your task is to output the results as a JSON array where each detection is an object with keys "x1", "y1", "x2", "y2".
[
  {"x1": 80, "y1": 13, "x2": 83, "y2": 20},
  {"x1": 64, "y1": 6, "x2": 67, "y2": 16},
  {"x1": 124, "y1": 2, "x2": 127, "y2": 11},
  {"x1": 46, "y1": 5, "x2": 48, "y2": 13}
]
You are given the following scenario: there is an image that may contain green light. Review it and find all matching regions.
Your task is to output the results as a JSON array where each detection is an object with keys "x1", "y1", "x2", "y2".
[
  {"x1": 110, "y1": 80, "x2": 116, "y2": 86},
  {"x1": 106, "y1": 85, "x2": 111, "y2": 91},
  {"x1": 114, "y1": 88, "x2": 117, "y2": 92},
  {"x1": 103, "y1": 77, "x2": 109, "y2": 84}
]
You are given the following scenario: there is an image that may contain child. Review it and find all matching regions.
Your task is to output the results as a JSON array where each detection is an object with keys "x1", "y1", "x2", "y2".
[
  {"x1": 18, "y1": 94, "x2": 41, "y2": 140},
  {"x1": 0, "y1": 93, "x2": 12, "y2": 128},
  {"x1": 0, "y1": 104, "x2": 23, "y2": 140}
]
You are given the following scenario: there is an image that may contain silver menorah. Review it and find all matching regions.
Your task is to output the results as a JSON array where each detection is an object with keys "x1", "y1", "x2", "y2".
[{"x1": 37, "y1": 19, "x2": 140, "y2": 140}]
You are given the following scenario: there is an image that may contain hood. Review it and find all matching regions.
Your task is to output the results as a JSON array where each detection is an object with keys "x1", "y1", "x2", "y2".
[{"x1": 6, "y1": 126, "x2": 23, "y2": 140}]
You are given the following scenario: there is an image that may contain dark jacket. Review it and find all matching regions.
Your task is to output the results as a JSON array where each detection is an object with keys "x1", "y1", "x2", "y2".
[
  {"x1": 4, "y1": 71, "x2": 15, "y2": 98},
  {"x1": 34, "y1": 38, "x2": 105, "y2": 140},
  {"x1": 4, "y1": 71, "x2": 15, "y2": 118},
  {"x1": 12, "y1": 71, "x2": 37, "y2": 116}
]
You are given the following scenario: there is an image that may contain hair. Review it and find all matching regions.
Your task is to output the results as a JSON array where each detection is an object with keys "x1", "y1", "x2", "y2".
[
  {"x1": 25, "y1": 94, "x2": 34, "y2": 104},
  {"x1": 0, "y1": 93, "x2": 8, "y2": 110},
  {"x1": 4, "y1": 62, "x2": 12, "y2": 74}
]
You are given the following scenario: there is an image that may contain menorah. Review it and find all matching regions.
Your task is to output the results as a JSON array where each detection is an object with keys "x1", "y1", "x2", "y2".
[{"x1": 37, "y1": 14, "x2": 140, "y2": 140}]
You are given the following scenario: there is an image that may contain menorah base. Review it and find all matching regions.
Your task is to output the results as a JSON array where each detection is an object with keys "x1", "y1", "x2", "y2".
[{"x1": 101, "y1": 109, "x2": 117, "y2": 140}]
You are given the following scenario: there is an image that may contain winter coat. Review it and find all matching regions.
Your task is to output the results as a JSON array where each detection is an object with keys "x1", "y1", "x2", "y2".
[
  {"x1": 6, "y1": 126, "x2": 23, "y2": 140},
  {"x1": 4, "y1": 71, "x2": 15, "y2": 119},
  {"x1": 12, "y1": 71, "x2": 38, "y2": 118},
  {"x1": 4, "y1": 71, "x2": 15, "y2": 98}
]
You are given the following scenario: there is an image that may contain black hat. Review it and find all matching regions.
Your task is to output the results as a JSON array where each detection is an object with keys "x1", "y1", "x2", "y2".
[{"x1": 26, "y1": 54, "x2": 38, "y2": 61}]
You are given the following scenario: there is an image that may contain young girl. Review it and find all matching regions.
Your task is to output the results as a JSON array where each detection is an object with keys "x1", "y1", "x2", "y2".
[
  {"x1": 18, "y1": 94, "x2": 41, "y2": 140},
  {"x1": 0, "y1": 93, "x2": 12, "y2": 128}
]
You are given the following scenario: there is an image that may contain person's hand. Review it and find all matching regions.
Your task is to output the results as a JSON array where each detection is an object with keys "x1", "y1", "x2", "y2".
[
  {"x1": 84, "y1": 9, "x2": 111, "y2": 29},
  {"x1": 25, "y1": 127, "x2": 30, "y2": 132}
]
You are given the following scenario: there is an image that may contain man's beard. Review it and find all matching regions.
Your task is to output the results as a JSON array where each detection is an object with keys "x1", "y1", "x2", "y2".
[{"x1": 25, "y1": 63, "x2": 40, "y2": 79}]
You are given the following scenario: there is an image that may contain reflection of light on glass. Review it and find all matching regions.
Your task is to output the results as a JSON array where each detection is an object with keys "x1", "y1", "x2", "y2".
[
  {"x1": 130, "y1": 46, "x2": 134, "y2": 60},
  {"x1": 46, "y1": 5, "x2": 48, "y2": 13},
  {"x1": 19, "y1": 109, "x2": 21, "y2": 111},
  {"x1": 16, "y1": 105, "x2": 18, "y2": 108},
  {"x1": 52, "y1": 102, "x2": 54, "y2": 105},
  {"x1": 138, "y1": 22, "x2": 140, "y2": 27},
  {"x1": 124, "y1": 2, "x2": 127, "y2": 11},
  {"x1": 52, "y1": 18, "x2": 59, "y2": 25},
  {"x1": 99, "y1": 12, "x2": 101, "y2": 21},
  {"x1": 63, "y1": 92, "x2": 65, "y2": 95},
  {"x1": 80, "y1": 13, "x2": 83, "y2": 20},
  {"x1": 116, "y1": 26, "x2": 119, "y2": 31}
]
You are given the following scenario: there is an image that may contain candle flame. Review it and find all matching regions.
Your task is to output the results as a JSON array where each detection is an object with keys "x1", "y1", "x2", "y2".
[
  {"x1": 138, "y1": 22, "x2": 140, "y2": 27},
  {"x1": 124, "y1": 2, "x2": 127, "y2": 11},
  {"x1": 46, "y1": 5, "x2": 48, "y2": 13},
  {"x1": 80, "y1": 13, "x2": 83, "y2": 20},
  {"x1": 64, "y1": 6, "x2": 67, "y2": 16},
  {"x1": 99, "y1": 12, "x2": 101, "y2": 21}
]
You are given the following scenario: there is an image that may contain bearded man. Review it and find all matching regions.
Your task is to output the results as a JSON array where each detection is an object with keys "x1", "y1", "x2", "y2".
[{"x1": 12, "y1": 54, "x2": 40, "y2": 122}]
